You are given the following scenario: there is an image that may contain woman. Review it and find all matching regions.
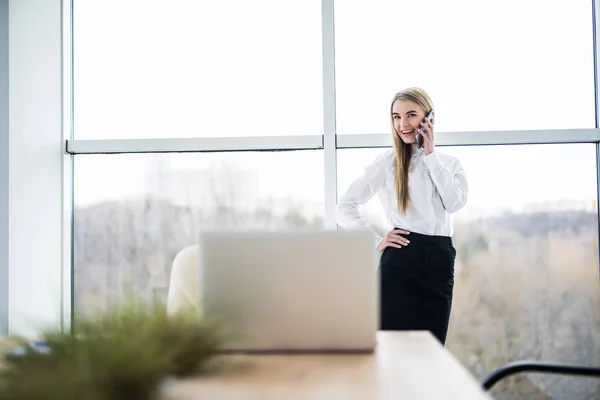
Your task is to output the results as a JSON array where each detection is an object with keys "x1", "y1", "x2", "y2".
[{"x1": 335, "y1": 87, "x2": 468, "y2": 345}]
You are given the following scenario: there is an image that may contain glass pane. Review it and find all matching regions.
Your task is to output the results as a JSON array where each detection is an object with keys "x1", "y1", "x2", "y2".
[
  {"x1": 73, "y1": 0, "x2": 323, "y2": 139},
  {"x1": 334, "y1": 0, "x2": 595, "y2": 134},
  {"x1": 337, "y1": 144, "x2": 600, "y2": 399},
  {"x1": 73, "y1": 150, "x2": 324, "y2": 313}
]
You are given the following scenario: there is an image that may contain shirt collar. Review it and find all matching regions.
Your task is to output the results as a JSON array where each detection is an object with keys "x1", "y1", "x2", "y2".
[{"x1": 412, "y1": 144, "x2": 424, "y2": 157}]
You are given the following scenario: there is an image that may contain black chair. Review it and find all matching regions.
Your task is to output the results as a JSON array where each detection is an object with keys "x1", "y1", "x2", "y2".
[{"x1": 482, "y1": 361, "x2": 600, "y2": 391}]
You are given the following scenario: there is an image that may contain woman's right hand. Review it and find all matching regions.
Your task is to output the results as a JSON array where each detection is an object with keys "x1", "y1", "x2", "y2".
[{"x1": 377, "y1": 229, "x2": 411, "y2": 252}]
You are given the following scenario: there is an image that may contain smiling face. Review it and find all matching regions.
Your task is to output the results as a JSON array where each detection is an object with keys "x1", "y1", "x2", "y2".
[{"x1": 391, "y1": 99, "x2": 426, "y2": 145}]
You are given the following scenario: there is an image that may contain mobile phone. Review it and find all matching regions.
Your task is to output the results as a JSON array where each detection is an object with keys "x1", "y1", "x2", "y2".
[{"x1": 416, "y1": 110, "x2": 435, "y2": 148}]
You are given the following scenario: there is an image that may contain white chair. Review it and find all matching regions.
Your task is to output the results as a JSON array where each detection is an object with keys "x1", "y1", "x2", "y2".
[{"x1": 166, "y1": 244, "x2": 202, "y2": 317}]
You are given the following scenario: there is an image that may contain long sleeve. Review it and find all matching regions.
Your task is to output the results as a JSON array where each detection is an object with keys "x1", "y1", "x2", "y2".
[
  {"x1": 335, "y1": 152, "x2": 388, "y2": 244},
  {"x1": 422, "y1": 152, "x2": 468, "y2": 213}
]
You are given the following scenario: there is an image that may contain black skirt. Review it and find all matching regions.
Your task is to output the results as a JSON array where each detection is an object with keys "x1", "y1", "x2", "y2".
[{"x1": 379, "y1": 229, "x2": 456, "y2": 345}]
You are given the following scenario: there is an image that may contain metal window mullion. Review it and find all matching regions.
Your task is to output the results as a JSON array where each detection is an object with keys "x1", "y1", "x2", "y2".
[
  {"x1": 593, "y1": 0, "x2": 600, "y2": 288},
  {"x1": 336, "y1": 129, "x2": 600, "y2": 149},
  {"x1": 0, "y1": 0, "x2": 8, "y2": 336},
  {"x1": 66, "y1": 129, "x2": 600, "y2": 156},
  {"x1": 322, "y1": 0, "x2": 337, "y2": 229},
  {"x1": 63, "y1": 0, "x2": 74, "y2": 334},
  {"x1": 66, "y1": 135, "x2": 323, "y2": 154}
]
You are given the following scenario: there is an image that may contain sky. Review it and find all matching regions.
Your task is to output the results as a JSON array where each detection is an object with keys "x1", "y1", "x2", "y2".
[{"x1": 71, "y1": 0, "x2": 598, "y2": 220}]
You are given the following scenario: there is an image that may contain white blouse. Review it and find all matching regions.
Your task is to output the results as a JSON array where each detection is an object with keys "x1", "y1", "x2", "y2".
[{"x1": 336, "y1": 146, "x2": 468, "y2": 245}]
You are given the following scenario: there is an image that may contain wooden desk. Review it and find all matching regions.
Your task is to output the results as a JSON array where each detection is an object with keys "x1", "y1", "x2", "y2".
[{"x1": 162, "y1": 331, "x2": 493, "y2": 400}]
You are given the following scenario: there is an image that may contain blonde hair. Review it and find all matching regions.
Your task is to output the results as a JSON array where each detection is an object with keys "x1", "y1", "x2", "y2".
[{"x1": 390, "y1": 87, "x2": 434, "y2": 214}]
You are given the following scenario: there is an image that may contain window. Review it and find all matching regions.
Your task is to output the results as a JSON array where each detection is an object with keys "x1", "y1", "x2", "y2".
[
  {"x1": 73, "y1": 0, "x2": 323, "y2": 139},
  {"x1": 73, "y1": 150, "x2": 324, "y2": 313},
  {"x1": 337, "y1": 144, "x2": 600, "y2": 399},
  {"x1": 334, "y1": 0, "x2": 595, "y2": 134},
  {"x1": 66, "y1": 2, "x2": 600, "y2": 398}
]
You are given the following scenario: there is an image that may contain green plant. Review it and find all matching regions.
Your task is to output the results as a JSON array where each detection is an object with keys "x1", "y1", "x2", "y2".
[{"x1": 0, "y1": 297, "x2": 222, "y2": 400}]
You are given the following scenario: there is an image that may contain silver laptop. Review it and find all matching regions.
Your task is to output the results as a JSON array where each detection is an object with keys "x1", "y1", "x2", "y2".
[{"x1": 197, "y1": 230, "x2": 378, "y2": 353}]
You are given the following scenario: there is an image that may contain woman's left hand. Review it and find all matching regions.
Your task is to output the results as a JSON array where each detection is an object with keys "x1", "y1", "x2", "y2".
[{"x1": 420, "y1": 118, "x2": 435, "y2": 156}]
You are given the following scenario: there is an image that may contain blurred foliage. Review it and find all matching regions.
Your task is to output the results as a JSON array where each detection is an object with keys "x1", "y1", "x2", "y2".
[{"x1": 0, "y1": 296, "x2": 221, "y2": 400}]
